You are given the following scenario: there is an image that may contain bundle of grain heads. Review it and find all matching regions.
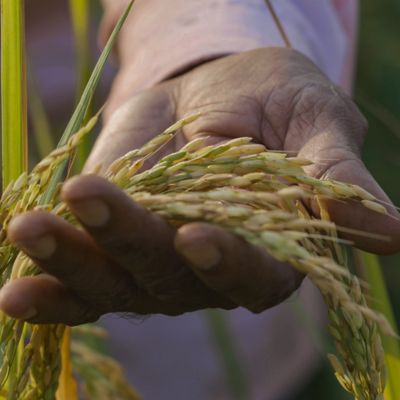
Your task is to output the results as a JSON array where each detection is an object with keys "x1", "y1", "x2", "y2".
[{"x1": 0, "y1": 112, "x2": 394, "y2": 400}]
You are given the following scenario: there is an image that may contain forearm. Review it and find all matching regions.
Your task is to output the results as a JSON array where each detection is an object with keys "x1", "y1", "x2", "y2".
[
  {"x1": 104, "y1": 0, "x2": 290, "y2": 74},
  {"x1": 101, "y1": 0, "x2": 357, "y2": 115}
]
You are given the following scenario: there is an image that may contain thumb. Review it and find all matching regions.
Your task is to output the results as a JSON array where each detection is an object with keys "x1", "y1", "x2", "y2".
[
  {"x1": 84, "y1": 85, "x2": 175, "y2": 173},
  {"x1": 299, "y1": 132, "x2": 400, "y2": 255}
]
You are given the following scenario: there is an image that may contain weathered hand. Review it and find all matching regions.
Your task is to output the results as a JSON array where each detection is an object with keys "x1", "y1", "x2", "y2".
[{"x1": 2, "y1": 49, "x2": 399, "y2": 326}]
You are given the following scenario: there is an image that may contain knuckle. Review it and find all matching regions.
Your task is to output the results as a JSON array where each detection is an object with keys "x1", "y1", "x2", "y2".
[
  {"x1": 247, "y1": 270, "x2": 304, "y2": 313},
  {"x1": 287, "y1": 81, "x2": 368, "y2": 153},
  {"x1": 66, "y1": 303, "x2": 100, "y2": 327},
  {"x1": 150, "y1": 270, "x2": 207, "y2": 302},
  {"x1": 77, "y1": 272, "x2": 139, "y2": 316},
  {"x1": 98, "y1": 284, "x2": 138, "y2": 313},
  {"x1": 247, "y1": 300, "x2": 269, "y2": 314},
  {"x1": 246, "y1": 294, "x2": 282, "y2": 314},
  {"x1": 213, "y1": 275, "x2": 244, "y2": 299},
  {"x1": 100, "y1": 235, "x2": 140, "y2": 261},
  {"x1": 354, "y1": 110, "x2": 369, "y2": 147}
]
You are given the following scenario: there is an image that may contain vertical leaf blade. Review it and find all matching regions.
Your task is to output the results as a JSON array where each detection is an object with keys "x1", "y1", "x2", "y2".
[
  {"x1": 1, "y1": 0, "x2": 28, "y2": 188},
  {"x1": 60, "y1": 0, "x2": 133, "y2": 147},
  {"x1": 41, "y1": 0, "x2": 134, "y2": 204},
  {"x1": 69, "y1": 0, "x2": 91, "y2": 98},
  {"x1": 204, "y1": 310, "x2": 250, "y2": 400},
  {"x1": 55, "y1": 328, "x2": 78, "y2": 400},
  {"x1": 69, "y1": 0, "x2": 92, "y2": 169},
  {"x1": 28, "y1": 67, "x2": 55, "y2": 158},
  {"x1": 358, "y1": 251, "x2": 400, "y2": 400}
]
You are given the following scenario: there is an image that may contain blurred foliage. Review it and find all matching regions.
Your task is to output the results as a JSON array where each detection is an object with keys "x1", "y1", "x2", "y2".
[
  {"x1": 356, "y1": 0, "x2": 400, "y2": 325},
  {"x1": 357, "y1": 0, "x2": 400, "y2": 203}
]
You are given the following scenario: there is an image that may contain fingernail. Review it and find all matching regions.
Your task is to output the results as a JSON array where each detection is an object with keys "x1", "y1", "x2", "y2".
[
  {"x1": 179, "y1": 242, "x2": 221, "y2": 271},
  {"x1": 70, "y1": 198, "x2": 110, "y2": 228},
  {"x1": 19, "y1": 307, "x2": 37, "y2": 320},
  {"x1": 16, "y1": 235, "x2": 56, "y2": 260},
  {"x1": 0, "y1": 288, "x2": 37, "y2": 320},
  {"x1": 0, "y1": 306, "x2": 37, "y2": 321}
]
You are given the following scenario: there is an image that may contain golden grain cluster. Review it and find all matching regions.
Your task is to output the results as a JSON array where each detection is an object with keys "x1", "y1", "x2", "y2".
[{"x1": 0, "y1": 115, "x2": 392, "y2": 399}]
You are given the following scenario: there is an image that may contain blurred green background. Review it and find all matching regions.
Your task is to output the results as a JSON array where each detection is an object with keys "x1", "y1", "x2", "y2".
[{"x1": 358, "y1": 0, "x2": 400, "y2": 328}]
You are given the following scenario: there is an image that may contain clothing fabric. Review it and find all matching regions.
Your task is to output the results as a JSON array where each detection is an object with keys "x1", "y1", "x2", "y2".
[
  {"x1": 107, "y1": 0, "x2": 357, "y2": 99},
  {"x1": 100, "y1": 1, "x2": 358, "y2": 399},
  {"x1": 102, "y1": 281, "x2": 325, "y2": 400}
]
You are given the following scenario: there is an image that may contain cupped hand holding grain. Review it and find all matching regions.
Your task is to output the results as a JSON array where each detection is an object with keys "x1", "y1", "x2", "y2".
[{"x1": 2, "y1": 48, "x2": 400, "y2": 325}]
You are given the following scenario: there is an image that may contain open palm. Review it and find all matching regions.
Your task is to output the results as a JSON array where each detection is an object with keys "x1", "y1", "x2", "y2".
[{"x1": 2, "y1": 48, "x2": 400, "y2": 325}]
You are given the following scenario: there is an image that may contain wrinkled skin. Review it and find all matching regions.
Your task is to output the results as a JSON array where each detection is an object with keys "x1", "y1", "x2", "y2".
[{"x1": 2, "y1": 48, "x2": 400, "y2": 326}]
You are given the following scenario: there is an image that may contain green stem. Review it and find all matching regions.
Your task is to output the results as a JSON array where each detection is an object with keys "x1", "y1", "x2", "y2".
[
  {"x1": 1, "y1": 0, "x2": 28, "y2": 389},
  {"x1": 69, "y1": 0, "x2": 91, "y2": 100},
  {"x1": 40, "y1": 1, "x2": 134, "y2": 204},
  {"x1": 356, "y1": 251, "x2": 400, "y2": 400},
  {"x1": 28, "y1": 66, "x2": 54, "y2": 160},
  {"x1": 1, "y1": 0, "x2": 28, "y2": 188},
  {"x1": 69, "y1": 0, "x2": 92, "y2": 170},
  {"x1": 289, "y1": 298, "x2": 334, "y2": 355},
  {"x1": 204, "y1": 310, "x2": 250, "y2": 400}
]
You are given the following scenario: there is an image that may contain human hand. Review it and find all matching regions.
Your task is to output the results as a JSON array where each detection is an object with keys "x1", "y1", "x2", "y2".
[{"x1": 2, "y1": 48, "x2": 400, "y2": 325}]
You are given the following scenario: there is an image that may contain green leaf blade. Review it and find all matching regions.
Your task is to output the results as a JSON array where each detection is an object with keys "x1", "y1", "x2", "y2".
[
  {"x1": 1, "y1": 0, "x2": 28, "y2": 189},
  {"x1": 69, "y1": 0, "x2": 92, "y2": 170},
  {"x1": 359, "y1": 251, "x2": 400, "y2": 400},
  {"x1": 41, "y1": 0, "x2": 134, "y2": 204},
  {"x1": 69, "y1": 0, "x2": 91, "y2": 98}
]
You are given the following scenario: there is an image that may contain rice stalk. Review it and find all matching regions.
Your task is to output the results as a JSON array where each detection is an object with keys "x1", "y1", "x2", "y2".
[
  {"x1": 105, "y1": 123, "x2": 393, "y2": 400},
  {"x1": 71, "y1": 325, "x2": 140, "y2": 400},
  {"x1": 0, "y1": 114, "x2": 141, "y2": 400},
  {"x1": 55, "y1": 328, "x2": 78, "y2": 400},
  {"x1": 0, "y1": 2, "x2": 138, "y2": 399},
  {"x1": 264, "y1": 2, "x2": 398, "y2": 397},
  {"x1": 264, "y1": 0, "x2": 291, "y2": 47},
  {"x1": 0, "y1": 0, "x2": 395, "y2": 398},
  {"x1": 1, "y1": 0, "x2": 29, "y2": 396},
  {"x1": 0, "y1": 112, "x2": 394, "y2": 399}
]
